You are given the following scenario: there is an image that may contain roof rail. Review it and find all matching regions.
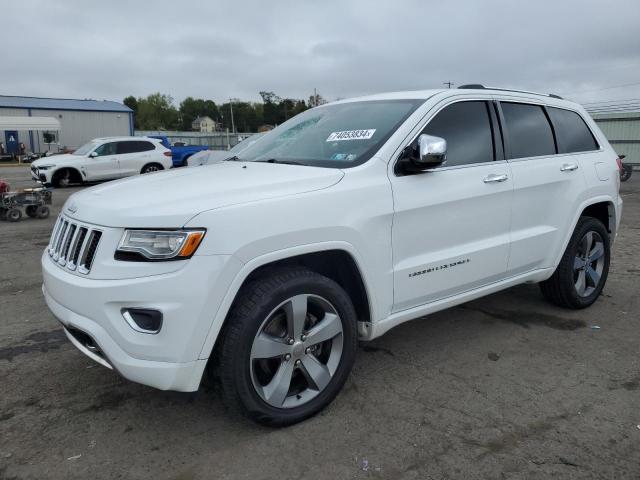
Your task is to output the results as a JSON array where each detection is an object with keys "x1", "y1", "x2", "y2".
[{"x1": 457, "y1": 84, "x2": 563, "y2": 100}]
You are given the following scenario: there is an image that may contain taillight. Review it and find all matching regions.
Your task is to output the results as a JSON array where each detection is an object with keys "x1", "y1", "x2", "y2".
[
  {"x1": 615, "y1": 157, "x2": 623, "y2": 171},
  {"x1": 163, "y1": 151, "x2": 172, "y2": 157}
]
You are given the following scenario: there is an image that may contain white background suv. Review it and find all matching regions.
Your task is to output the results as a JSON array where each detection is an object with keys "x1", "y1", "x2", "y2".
[
  {"x1": 31, "y1": 136, "x2": 172, "y2": 187},
  {"x1": 41, "y1": 87, "x2": 622, "y2": 426}
]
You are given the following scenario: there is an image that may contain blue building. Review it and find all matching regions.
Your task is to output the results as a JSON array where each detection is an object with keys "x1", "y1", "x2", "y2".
[{"x1": 0, "y1": 95, "x2": 133, "y2": 154}]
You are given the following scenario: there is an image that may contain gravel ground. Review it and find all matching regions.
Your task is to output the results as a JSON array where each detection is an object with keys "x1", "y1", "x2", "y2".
[{"x1": 0, "y1": 165, "x2": 639, "y2": 479}]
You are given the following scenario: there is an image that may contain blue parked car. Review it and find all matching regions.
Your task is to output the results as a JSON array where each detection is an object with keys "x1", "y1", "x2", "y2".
[{"x1": 147, "y1": 135, "x2": 209, "y2": 167}]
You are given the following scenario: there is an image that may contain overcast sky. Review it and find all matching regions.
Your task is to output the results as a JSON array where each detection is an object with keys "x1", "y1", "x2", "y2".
[{"x1": 2, "y1": 0, "x2": 639, "y2": 108}]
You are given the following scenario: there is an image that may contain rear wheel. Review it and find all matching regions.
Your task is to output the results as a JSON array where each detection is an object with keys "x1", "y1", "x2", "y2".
[
  {"x1": 540, "y1": 216, "x2": 610, "y2": 309},
  {"x1": 215, "y1": 267, "x2": 358, "y2": 426},
  {"x1": 25, "y1": 205, "x2": 38, "y2": 218},
  {"x1": 141, "y1": 163, "x2": 163, "y2": 174},
  {"x1": 36, "y1": 205, "x2": 50, "y2": 219}
]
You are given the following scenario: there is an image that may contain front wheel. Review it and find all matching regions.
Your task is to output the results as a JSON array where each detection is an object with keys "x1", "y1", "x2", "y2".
[
  {"x1": 7, "y1": 208, "x2": 22, "y2": 222},
  {"x1": 215, "y1": 267, "x2": 358, "y2": 426},
  {"x1": 540, "y1": 217, "x2": 610, "y2": 309},
  {"x1": 140, "y1": 163, "x2": 163, "y2": 174}
]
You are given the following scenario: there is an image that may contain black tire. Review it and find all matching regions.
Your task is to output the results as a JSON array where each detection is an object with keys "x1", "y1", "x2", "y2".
[
  {"x1": 214, "y1": 266, "x2": 358, "y2": 426},
  {"x1": 141, "y1": 163, "x2": 163, "y2": 174},
  {"x1": 540, "y1": 216, "x2": 610, "y2": 309},
  {"x1": 7, "y1": 208, "x2": 22, "y2": 222},
  {"x1": 36, "y1": 205, "x2": 50, "y2": 219},
  {"x1": 620, "y1": 164, "x2": 633, "y2": 182},
  {"x1": 0, "y1": 208, "x2": 7, "y2": 221},
  {"x1": 25, "y1": 205, "x2": 38, "y2": 218},
  {"x1": 52, "y1": 168, "x2": 78, "y2": 188}
]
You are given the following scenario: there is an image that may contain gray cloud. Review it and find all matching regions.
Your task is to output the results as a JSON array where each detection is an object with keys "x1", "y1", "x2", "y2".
[{"x1": 2, "y1": 0, "x2": 639, "y2": 106}]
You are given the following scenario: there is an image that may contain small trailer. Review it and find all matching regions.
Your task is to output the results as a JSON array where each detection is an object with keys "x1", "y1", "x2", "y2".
[{"x1": 0, "y1": 182, "x2": 52, "y2": 222}]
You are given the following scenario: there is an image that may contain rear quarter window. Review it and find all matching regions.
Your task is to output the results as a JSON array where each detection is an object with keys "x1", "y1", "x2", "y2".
[
  {"x1": 501, "y1": 102, "x2": 556, "y2": 159},
  {"x1": 547, "y1": 107, "x2": 599, "y2": 153}
]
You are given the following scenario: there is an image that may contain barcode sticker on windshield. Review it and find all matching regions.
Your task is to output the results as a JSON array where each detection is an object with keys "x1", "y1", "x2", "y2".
[{"x1": 326, "y1": 129, "x2": 376, "y2": 142}]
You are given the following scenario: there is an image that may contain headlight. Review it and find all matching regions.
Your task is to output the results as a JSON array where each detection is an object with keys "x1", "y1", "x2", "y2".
[
  {"x1": 36, "y1": 164, "x2": 56, "y2": 170},
  {"x1": 116, "y1": 229, "x2": 205, "y2": 260}
]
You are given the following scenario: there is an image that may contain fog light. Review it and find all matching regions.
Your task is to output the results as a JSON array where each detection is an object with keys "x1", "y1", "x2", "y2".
[{"x1": 122, "y1": 308, "x2": 163, "y2": 334}]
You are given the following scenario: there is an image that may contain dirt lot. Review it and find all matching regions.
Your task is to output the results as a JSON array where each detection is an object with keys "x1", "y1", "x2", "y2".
[{"x1": 0, "y1": 165, "x2": 638, "y2": 479}]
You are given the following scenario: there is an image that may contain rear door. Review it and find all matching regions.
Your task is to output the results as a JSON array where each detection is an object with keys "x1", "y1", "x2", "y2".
[
  {"x1": 84, "y1": 141, "x2": 119, "y2": 180},
  {"x1": 500, "y1": 101, "x2": 587, "y2": 274},
  {"x1": 117, "y1": 140, "x2": 155, "y2": 176},
  {"x1": 390, "y1": 100, "x2": 513, "y2": 311}
]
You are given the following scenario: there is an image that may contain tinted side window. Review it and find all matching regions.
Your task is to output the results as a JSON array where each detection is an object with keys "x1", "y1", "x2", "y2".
[
  {"x1": 501, "y1": 102, "x2": 556, "y2": 159},
  {"x1": 117, "y1": 141, "x2": 155, "y2": 154},
  {"x1": 93, "y1": 142, "x2": 117, "y2": 156},
  {"x1": 547, "y1": 107, "x2": 598, "y2": 153},
  {"x1": 422, "y1": 101, "x2": 494, "y2": 167}
]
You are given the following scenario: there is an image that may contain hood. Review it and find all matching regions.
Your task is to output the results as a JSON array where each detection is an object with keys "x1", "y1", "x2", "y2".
[
  {"x1": 32, "y1": 154, "x2": 81, "y2": 167},
  {"x1": 63, "y1": 161, "x2": 344, "y2": 227}
]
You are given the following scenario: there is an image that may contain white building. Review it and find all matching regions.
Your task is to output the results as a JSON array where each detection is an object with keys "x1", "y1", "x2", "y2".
[{"x1": 0, "y1": 95, "x2": 133, "y2": 154}]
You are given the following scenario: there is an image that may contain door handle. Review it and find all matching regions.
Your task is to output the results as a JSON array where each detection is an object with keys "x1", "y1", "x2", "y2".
[
  {"x1": 560, "y1": 163, "x2": 578, "y2": 172},
  {"x1": 483, "y1": 173, "x2": 508, "y2": 183}
]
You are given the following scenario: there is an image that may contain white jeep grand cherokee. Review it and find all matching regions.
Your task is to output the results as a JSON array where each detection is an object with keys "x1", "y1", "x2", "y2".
[{"x1": 42, "y1": 86, "x2": 623, "y2": 425}]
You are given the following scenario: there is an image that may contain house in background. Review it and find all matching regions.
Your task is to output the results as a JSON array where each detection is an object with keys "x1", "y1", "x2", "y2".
[{"x1": 191, "y1": 116, "x2": 218, "y2": 133}]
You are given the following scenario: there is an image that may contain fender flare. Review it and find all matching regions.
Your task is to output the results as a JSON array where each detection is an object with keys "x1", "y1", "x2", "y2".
[
  {"x1": 552, "y1": 194, "x2": 617, "y2": 268},
  {"x1": 196, "y1": 240, "x2": 377, "y2": 360}
]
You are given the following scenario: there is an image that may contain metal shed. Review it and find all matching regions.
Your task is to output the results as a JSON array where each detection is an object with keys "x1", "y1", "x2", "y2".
[
  {"x1": 0, "y1": 95, "x2": 133, "y2": 154},
  {"x1": 591, "y1": 111, "x2": 640, "y2": 166}
]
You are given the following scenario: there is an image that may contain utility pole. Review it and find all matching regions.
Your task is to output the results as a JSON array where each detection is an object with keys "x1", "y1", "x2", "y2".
[
  {"x1": 229, "y1": 98, "x2": 236, "y2": 134},
  {"x1": 443, "y1": 81, "x2": 454, "y2": 89}
]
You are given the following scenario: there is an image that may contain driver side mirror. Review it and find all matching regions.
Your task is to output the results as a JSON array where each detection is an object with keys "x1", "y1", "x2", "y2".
[
  {"x1": 416, "y1": 134, "x2": 446, "y2": 167},
  {"x1": 396, "y1": 134, "x2": 447, "y2": 175},
  {"x1": 89, "y1": 151, "x2": 98, "y2": 158}
]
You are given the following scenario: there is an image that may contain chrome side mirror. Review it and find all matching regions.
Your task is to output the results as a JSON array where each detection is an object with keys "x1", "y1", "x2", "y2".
[{"x1": 416, "y1": 134, "x2": 446, "y2": 167}]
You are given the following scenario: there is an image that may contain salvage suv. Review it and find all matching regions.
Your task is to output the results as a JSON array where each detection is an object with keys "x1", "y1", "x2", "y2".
[{"x1": 42, "y1": 86, "x2": 622, "y2": 426}]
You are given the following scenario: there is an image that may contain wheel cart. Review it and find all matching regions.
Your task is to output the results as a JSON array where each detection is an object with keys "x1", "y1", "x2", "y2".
[{"x1": 0, "y1": 182, "x2": 52, "y2": 222}]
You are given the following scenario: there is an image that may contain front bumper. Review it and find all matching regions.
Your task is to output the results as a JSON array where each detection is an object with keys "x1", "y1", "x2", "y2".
[
  {"x1": 42, "y1": 250, "x2": 237, "y2": 391},
  {"x1": 31, "y1": 167, "x2": 49, "y2": 184}
]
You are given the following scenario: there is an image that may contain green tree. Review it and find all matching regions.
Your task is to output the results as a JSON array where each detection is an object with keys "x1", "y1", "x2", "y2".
[
  {"x1": 136, "y1": 93, "x2": 179, "y2": 130},
  {"x1": 178, "y1": 97, "x2": 220, "y2": 131},
  {"x1": 123, "y1": 96, "x2": 138, "y2": 128}
]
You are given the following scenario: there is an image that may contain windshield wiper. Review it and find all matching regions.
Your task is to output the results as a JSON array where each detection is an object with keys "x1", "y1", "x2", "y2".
[
  {"x1": 223, "y1": 155, "x2": 242, "y2": 161},
  {"x1": 256, "y1": 158, "x2": 304, "y2": 166}
]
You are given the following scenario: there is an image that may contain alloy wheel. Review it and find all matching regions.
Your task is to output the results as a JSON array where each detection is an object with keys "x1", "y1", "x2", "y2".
[
  {"x1": 573, "y1": 231, "x2": 605, "y2": 297},
  {"x1": 250, "y1": 294, "x2": 343, "y2": 409}
]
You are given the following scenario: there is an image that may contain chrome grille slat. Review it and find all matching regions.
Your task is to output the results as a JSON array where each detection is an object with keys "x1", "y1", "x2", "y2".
[
  {"x1": 48, "y1": 217, "x2": 63, "y2": 255},
  {"x1": 58, "y1": 224, "x2": 77, "y2": 266},
  {"x1": 67, "y1": 227, "x2": 88, "y2": 271},
  {"x1": 47, "y1": 216, "x2": 102, "y2": 275},
  {"x1": 52, "y1": 221, "x2": 68, "y2": 261}
]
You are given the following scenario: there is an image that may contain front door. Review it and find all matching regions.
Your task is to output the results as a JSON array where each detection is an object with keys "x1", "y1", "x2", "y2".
[
  {"x1": 5, "y1": 131, "x2": 19, "y2": 155},
  {"x1": 390, "y1": 100, "x2": 513, "y2": 311},
  {"x1": 84, "y1": 141, "x2": 119, "y2": 181}
]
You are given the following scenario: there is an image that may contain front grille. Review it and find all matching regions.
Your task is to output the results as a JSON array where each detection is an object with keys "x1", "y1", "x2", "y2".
[{"x1": 48, "y1": 216, "x2": 103, "y2": 274}]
